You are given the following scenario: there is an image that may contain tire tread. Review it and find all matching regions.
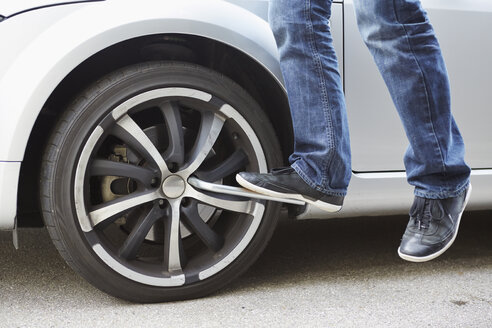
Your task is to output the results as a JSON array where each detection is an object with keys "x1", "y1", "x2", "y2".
[{"x1": 40, "y1": 61, "x2": 283, "y2": 302}]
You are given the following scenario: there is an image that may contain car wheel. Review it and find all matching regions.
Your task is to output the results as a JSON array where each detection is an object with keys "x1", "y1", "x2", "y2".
[{"x1": 40, "y1": 61, "x2": 282, "y2": 302}]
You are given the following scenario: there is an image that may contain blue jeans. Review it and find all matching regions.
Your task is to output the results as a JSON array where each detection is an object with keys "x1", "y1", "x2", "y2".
[{"x1": 269, "y1": 0, "x2": 471, "y2": 199}]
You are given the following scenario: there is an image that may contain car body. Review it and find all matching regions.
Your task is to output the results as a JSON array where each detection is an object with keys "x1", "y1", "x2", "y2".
[{"x1": 0, "y1": 0, "x2": 490, "y2": 301}]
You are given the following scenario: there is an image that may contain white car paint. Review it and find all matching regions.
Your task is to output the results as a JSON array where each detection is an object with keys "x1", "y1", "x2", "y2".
[
  {"x1": 0, "y1": 0, "x2": 491, "y2": 231},
  {"x1": 344, "y1": 0, "x2": 492, "y2": 172},
  {"x1": 0, "y1": 0, "x2": 280, "y2": 161},
  {"x1": 0, "y1": 0, "x2": 103, "y2": 17},
  {"x1": 0, "y1": 0, "x2": 281, "y2": 229}
]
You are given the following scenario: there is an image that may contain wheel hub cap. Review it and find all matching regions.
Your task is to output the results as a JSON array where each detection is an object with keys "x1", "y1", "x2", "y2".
[{"x1": 162, "y1": 175, "x2": 186, "y2": 198}]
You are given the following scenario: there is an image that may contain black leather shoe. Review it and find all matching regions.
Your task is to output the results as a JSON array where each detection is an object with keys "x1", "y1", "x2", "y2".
[
  {"x1": 236, "y1": 167, "x2": 343, "y2": 212},
  {"x1": 398, "y1": 184, "x2": 472, "y2": 262}
]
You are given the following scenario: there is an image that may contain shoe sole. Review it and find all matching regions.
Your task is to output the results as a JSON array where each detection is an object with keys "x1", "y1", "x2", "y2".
[
  {"x1": 236, "y1": 174, "x2": 342, "y2": 213},
  {"x1": 397, "y1": 184, "x2": 472, "y2": 263}
]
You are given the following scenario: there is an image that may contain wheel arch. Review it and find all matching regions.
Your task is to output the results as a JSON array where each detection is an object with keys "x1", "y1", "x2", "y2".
[{"x1": 13, "y1": 2, "x2": 293, "y2": 226}]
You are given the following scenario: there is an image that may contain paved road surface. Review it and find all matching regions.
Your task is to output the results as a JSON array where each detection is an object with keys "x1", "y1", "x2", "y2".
[{"x1": 1, "y1": 212, "x2": 491, "y2": 327}]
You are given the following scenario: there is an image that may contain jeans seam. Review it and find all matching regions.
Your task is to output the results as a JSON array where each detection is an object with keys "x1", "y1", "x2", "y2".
[
  {"x1": 304, "y1": 0, "x2": 336, "y2": 185},
  {"x1": 392, "y1": 0, "x2": 447, "y2": 175},
  {"x1": 414, "y1": 180, "x2": 470, "y2": 199}
]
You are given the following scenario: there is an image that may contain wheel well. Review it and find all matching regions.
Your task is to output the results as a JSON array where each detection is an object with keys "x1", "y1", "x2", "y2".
[{"x1": 17, "y1": 34, "x2": 293, "y2": 227}]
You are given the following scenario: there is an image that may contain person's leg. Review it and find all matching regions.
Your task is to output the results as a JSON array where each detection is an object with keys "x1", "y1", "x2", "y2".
[
  {"x1": 236, "y1": 0, "x2": 351, "y2": 211},
  {"x1": 270, "y1": 0, "x2": 351, "y2": 198},
  {"x1": 353, "y1": 0, "x2": 470, "y2": 197},
  {"x1": 353, "y1": 0, "x2": 471, "y2": 261}
]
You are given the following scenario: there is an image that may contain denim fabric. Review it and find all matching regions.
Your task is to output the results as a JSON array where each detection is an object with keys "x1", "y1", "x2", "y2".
[{"x1": 269, "y1": 0, "x2": 471, "y2": 199}]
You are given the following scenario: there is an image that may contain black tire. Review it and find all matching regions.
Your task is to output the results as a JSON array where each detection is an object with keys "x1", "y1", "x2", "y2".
[{"x1": 40, "y1": 62, "x2": 282, "y2": 302}]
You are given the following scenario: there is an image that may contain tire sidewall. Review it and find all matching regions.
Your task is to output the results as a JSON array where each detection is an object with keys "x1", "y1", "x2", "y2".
[{"x1": 42, "y1": 62, "x2": 282, "y2": 302}]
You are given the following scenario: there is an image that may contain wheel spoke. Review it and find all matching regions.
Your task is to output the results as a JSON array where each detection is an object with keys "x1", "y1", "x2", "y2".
[
  {"x1": 89, "y1": 191, "x2": 159, "y2": 227},
  {"x1": 118, "y1": 204, "x2": 164, "y2": 260},
  {"x1": 181, "y1": 200, "x2": 224, "y2": 252},
  {"x1": 185, "y1": 186, "x2": 255, "y2": 215},
  {"x1": 90, "y1": 159, "x2": 157, "y2": 187},
  {"x1": 180, "y1": 111, "x2": 225, "y2": 177},
  {"x1": 164, "y1": 200, "x2": 184, "y2": 273},
  {"x1": 196, "y1": 149, "x2": 248, "y2": 182},
  {"x1": 160, "y1": 101, "x2": 185, "y2": 165},
  {"x1": 112, "y1": 114, "x2": 170, "y2": 176}
]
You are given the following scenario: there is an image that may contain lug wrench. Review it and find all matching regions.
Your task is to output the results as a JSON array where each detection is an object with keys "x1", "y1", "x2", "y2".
[{"x1": 188, "y1": 177, "x2": 306, "y2": 206}]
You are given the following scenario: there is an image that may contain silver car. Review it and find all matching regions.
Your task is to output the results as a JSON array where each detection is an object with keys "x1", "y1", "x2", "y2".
[{"x1": 0, "y1": 0, "x2": 490, "y2": 302}]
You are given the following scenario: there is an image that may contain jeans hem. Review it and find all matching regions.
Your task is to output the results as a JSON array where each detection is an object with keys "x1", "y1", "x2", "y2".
[
  {"x1": 413, "y1": 180, "x2": 470, "y2": 199},
  {"x1": 291, "y1": 161, "x2": 347, "y2": 197}
]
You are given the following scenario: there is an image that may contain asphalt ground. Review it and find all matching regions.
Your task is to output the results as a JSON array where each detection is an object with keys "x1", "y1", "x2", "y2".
[{"x1": 1, "y1": 211, "x2": 492, "y2": 327}]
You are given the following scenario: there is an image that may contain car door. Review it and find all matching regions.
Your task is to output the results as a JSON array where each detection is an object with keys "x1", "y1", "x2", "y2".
[{"x1": 344, "y1": 0, "x2": 492, "y2": 172}]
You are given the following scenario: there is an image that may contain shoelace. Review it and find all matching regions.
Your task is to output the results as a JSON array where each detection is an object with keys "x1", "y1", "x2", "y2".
[
  {"x1": 413, "y1": 198, "x2": 444, "y2": 230},
  {"x1": 416, "y1": 199, "x2": 432, "y2": 230}
]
